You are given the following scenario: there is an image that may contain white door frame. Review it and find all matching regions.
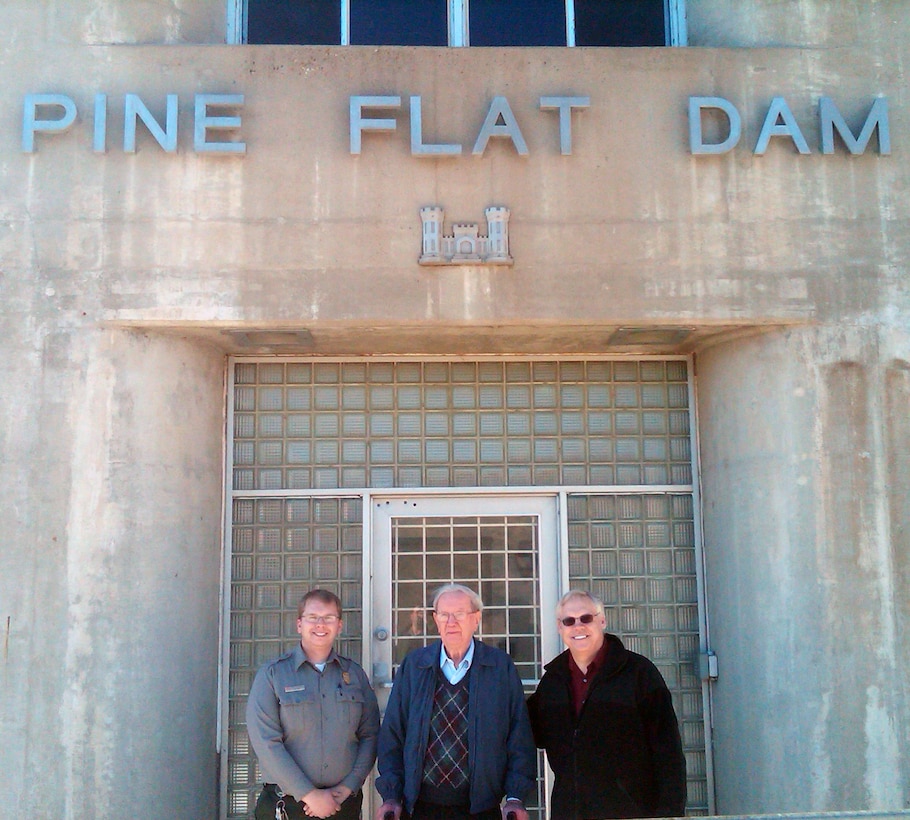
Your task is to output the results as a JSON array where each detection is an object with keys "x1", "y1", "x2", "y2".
[
  {"x1": 364, "y1": 491, "x2": 562, "y2": 691},
  {"x1": 363, "y1": 490, "x2": 561, "y2": 818}
]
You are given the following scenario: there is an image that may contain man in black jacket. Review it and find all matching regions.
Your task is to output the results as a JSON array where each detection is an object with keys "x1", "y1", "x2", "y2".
[{"x1": 527, "y1": 590, "x2": 686, "y2": 820}]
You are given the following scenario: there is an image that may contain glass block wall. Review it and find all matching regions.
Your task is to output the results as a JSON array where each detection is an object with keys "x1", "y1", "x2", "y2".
[
  {"x1": 226, "y1": 496, "x2": 364, "y2": 819},
  {"x1": 567, "y1": 492, "x2": 707, "y2": 814},
  {"x1": 231, "y1": 359, "x2": 692, "y2": 491},
  {"x1": 226, "y1": 358, "x2": 703, "y2": 819}
]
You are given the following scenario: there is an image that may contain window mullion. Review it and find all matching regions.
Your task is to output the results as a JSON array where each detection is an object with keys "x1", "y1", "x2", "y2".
[
  {"x1": 566, "y1": 0, "x2": 575, "y2": 47},
  {"x1": 451, "y1": 0, "x2": 468, "y2": 46},
  {"x1": 667, "y1": 0, "x2": 687, "y2": 46},
  {"x1": 227, "y1": 0, "x2": 244, "y2": 44},
  {"x1": 341, "y1": 0, "x2": 351, "y2": 45}
]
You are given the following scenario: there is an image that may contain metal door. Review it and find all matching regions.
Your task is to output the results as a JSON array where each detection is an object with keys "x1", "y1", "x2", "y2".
[{"x1": 365, "y1": 493, "x2": 561, "y2": 817}]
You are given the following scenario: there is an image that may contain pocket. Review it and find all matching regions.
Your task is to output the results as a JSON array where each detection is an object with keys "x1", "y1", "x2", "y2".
[
  {"x1": 278, "y1": 687, "x2": 320, "y2": 735},
  {"x1": 278, "y1": 685, "x2": 317, "y2": 706},
  {"x1": 336, "y1": 685, "x2": 367, "y2": 728}
]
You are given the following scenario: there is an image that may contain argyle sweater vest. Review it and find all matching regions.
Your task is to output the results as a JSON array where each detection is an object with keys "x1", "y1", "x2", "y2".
[{"x1": 420, "y1": 666, "x2": 471, "y2": 805}]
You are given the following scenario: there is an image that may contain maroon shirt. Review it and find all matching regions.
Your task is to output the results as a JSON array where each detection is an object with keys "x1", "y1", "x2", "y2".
[{"x1": 567, "y1": 637, "x2": 609, "y2": 715}]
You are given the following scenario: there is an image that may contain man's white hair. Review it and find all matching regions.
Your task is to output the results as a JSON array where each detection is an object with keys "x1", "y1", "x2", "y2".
[
  {"x1": 556, "y1": 589, "x2": 604, "y2": 616},
  {"x1": 432, "y1": 583, "x2": 484, "y2": 613}
]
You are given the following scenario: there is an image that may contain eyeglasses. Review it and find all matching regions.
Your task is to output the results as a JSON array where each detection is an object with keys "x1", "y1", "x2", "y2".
[
  {"x1": 434, "y1": 610, "x2": 477, "y2": 622},
  {"x1": 560, "y1": 613, "x2": 597, "y2": 627},
  {"x1": 299, "y1": 614, "x2": 340, "y2": 624}
]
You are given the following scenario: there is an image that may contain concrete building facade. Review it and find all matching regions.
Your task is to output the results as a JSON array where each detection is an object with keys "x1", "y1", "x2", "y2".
[{"x1": 1, "y1": 2, "x2": 909, "y2": 819}]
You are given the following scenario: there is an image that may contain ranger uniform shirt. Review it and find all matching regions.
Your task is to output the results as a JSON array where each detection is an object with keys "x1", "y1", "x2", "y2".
[{"x1": 246, "y1": 645, "x2": 380, "y2": 800}]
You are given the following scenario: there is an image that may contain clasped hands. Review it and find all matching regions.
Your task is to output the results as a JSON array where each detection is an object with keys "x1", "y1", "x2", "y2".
[{"x1": 302, "y1": 785, "x2": 353, "y2": 818}]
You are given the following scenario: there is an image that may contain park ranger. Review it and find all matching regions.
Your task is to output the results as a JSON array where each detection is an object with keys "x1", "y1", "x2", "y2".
[{"x1": 247, "y1": 589, "x2": 380, "y2": 820}]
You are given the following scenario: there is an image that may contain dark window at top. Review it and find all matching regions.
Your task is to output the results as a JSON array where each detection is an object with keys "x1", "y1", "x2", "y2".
[
  {"x1": 575, "y1": 0, "x2": 666, "y2": 46},
  {"x1": 247, "y1": 0, "x2": 340, "y2": 44},
  {"x1": 245, "y1": 0, "x2": 668, "y2": 46},
  {"x1": 351, "y1": 0, "x2": 447, "y2": 45},
  {"x1": 470, "y1": 0, "x2": 567, "y2": 46}
]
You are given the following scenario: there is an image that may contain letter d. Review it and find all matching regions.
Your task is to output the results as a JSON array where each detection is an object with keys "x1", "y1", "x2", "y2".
[{"x1": 689, "y1": 96, "x2": 741, "y2": 155}]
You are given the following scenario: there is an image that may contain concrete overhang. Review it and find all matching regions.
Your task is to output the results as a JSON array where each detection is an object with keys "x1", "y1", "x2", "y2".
[{"x1": 104, "y1": 322, "x2": 794, "y2": 356}]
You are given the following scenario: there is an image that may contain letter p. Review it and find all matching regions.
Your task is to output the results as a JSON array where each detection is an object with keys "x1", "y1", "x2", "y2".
[{"x1": 23, "y1": 94, "x2": 77, "y2": 152}]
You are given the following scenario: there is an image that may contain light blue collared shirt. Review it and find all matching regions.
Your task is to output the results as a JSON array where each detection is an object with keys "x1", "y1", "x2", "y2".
[{"x1": 439, "y1": 639, "x2": 475, "y2": 684}]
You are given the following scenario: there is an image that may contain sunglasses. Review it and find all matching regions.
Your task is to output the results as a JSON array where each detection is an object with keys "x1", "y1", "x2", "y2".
[{"x1": 560, "y1": 613, "x2": 597, "y2": 627}]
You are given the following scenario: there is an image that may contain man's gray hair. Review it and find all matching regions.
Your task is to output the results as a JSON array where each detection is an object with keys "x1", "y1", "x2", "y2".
[
  {"x1": 556, "y1": 589, "x2": 604, "y2": 616},
  {"x1": 432, "y1": 583, "x2": 484, "y2": 613}
]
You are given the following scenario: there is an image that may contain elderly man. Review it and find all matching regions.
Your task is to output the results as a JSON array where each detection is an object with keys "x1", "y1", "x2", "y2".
[
  {"x1": 527, "y1": 590, "x2": 686, "y2": 820},
  {"x1": 375, "y1": 583, "x2": 537, "y2": 820},
  {"x1": 247, "y1": 589, "x2": 380, "y2": 820}
]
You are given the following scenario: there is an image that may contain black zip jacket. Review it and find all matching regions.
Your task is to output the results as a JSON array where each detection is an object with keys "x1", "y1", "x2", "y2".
[{"x1": 527, "y1": 633, "x2": 686, "y2": 820}]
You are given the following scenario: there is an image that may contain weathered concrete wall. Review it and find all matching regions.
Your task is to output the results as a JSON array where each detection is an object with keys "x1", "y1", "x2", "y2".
[
  {"x1": 0, "y1": 330, "x2": 225, "y2": 817},
  {"x1": 3, "y1": 45, "x2": 906, "y2": 329},
  {"x1": 7, "y1": 0, "x2": 227, "y2": 45},
  {"x1": 697, "y1": 327, "x2": 910, "y2": 813},
  {"x1": 687, "y1": 0, "x2": 910, "y2": 48}
]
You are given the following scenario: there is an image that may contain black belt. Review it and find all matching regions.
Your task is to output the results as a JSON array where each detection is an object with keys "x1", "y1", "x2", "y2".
[{"x1": 264, "y1": 784, "x2": 295, "y2": 799}]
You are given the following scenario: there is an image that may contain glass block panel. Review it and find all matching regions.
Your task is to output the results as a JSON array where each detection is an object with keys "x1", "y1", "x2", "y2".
[
  {"x1": 562, "y1": 465, "x2": 587, "y2": 484},
  {"x1": 235, "y1": 415, "x2": 255, "y2": 438},
  {"x1": 567, "y1": 491, "x2": 704, "y2": 815},
  {"x1": 314, "y1": 414, "x2": 339, "y2": 437},
  {"x1": 615, "y1": 385, "x2": 640, "y2": 408},
  {"x1": 452, "y1": 386, "x2": 476, "y2": 409},
  {"x1": 534, "y1": 412, "x2": 558, "y2": 435},
  {"x1": 533, "y1": 384, "x2": 557, "y2": 407},
  {"x1": 398, "y1": 386, "x2": 421, "y2": 409},
  {"x1": 533, "y1": 439, "x2": 558, "y2": 462},
  {"x1": 425, "y1": 386, "x2": 449, "y2": 410},
  {"x1": 424, "y1": 414, "x2": 449, "y2": 436},
  {"x1": 641, "y1": 384, "x2": 668, "y2": 407},
  {"x1": 560, "y1": 384, "x2": 585, "y2": 408},
  {"x1": 314, "y1": 387, "x2": 339, "y2": 410},
  {"x1": 234, "y1": 387, "x2": 256, "y2": 412},
  {"x1": 314, "y1": 363, "x2": 340, "y2": 383},
  {"x1": 234, "y1": 363, "x2": 257, "y2": 384},
  {"x1": 233, "y1": 357, "x2": 693, "y2": 493},
  {"x1": 640, "y1": 361, "x2": 665, "y2": 381},
  {"x1": 228, "y1": 359, "x2": 698, "y2": 814},
  {"x1": 227, "y1": 493, "x2": 364, "y2": 816},
  {"x1": 286, "y1": 388, "x2": 311, "y2": 411},
  {"x1": 341, "y1": 386, "x2": 366, "y2": 409},
  {"x1": 235, "y1": 441, "x2": 255, "y2": 466},
  {"x1": 642, "y1": 412, "x2": 668, "y2": 435},
  {"x1": 258, "y1": 387, "x2": 283, "y2": 411},
  {"x1": 507, "y1": 386, "x2": 531, "y2": 408}
]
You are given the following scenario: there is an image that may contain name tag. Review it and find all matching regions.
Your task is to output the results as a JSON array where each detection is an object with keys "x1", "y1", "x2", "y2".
[{"x1": 284, "y1": 684, "x2": 306, "y2": 693}]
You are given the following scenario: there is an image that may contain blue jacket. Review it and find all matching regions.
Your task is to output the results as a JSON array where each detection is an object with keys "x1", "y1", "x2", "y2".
[{"x1": 376, "y1": 639, "x2": 537, "y2": 814}]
